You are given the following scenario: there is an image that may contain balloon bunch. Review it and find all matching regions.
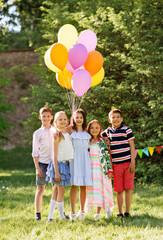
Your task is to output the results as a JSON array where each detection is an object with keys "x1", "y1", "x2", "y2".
[{"x1": 44, "y1": 24, "x2": 104, "y2": 111}]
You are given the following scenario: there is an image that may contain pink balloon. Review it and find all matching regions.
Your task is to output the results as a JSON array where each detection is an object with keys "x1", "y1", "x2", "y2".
[
  {"x1": 66, "y1": 60, "x2": 75, "y2": 74},
  {"x1": 68, "y1": 43, "x2": 88, "y2": 70},
  {"x1": 72, "y1": 69, "x2": 91, "y2": 97},
  {"x1": 78, "y1": 30, "x2": 97, "y2": 52}
]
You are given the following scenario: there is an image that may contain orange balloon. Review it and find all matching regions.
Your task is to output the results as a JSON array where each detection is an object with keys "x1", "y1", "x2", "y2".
[
  {"x1": 84, "y1": 51, "x2": 103, "y2": 76},
  {"x1": 56, "y1": 68, "x2": 72, "y2": 89},
  {"x1": 50, "y1": 43, "x2": 68, "y2": 71}
]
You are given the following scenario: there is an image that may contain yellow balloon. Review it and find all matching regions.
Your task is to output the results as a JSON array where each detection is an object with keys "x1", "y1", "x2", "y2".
[
  {"x1": 91, "y1": 67, "x2": 105, "y2": 87},
  {"x1": 44, "y1": 49, "x2": 61, "y2": 73},
  {"x1": 56, "y1": 68, "x2": 72, "y2": 89},
  {"x1": 58, "y1": 24, "x2": 78, "y2": 50}
]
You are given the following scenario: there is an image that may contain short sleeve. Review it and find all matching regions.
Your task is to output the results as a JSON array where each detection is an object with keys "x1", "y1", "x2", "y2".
[
  {"x1": 126, "y1": 127, "x2": 135, "y2": 141},
  {"x1": 101, "y1": 129, "x2": 107, "y2": 138}
]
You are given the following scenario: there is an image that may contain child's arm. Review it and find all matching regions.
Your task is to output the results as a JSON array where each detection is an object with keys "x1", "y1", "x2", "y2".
[
  {"x1": 53, "y1": 134, "x2": 61, "y2": 182},
  {"x1": 32, "y1": 132, "x2": 43, "y2": 177},
  {"x1": 33, "y1": 157, "x2": 43, "y2": 177},
  {"x1": 65, "y1": 125, "x2": 73, "y2": 134},
  {"x1": 129, "y1": 139, "x2": 135, "y2": 174}
]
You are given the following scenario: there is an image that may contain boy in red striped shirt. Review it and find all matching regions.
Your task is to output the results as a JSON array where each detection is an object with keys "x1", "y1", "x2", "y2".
[{"x1": 101, "y1": 109, "x2": 135, "y2": 217}]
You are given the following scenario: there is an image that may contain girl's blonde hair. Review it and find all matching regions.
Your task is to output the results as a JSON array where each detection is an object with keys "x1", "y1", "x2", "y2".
[
  {"x1": 53, "y1": 111, "x2": 68, "y2": 139},
  {"x1": 87, "y1": 119, "x2": 103, "y2": 140}
]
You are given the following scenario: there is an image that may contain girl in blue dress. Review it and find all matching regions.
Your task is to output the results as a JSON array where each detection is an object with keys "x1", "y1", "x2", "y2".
[
  {"x1": 67, "y1": 109, "x2": 92, "y2": 221},
  {"x1": 46, "y1": 111, "x2": 73, "y2": 221}
]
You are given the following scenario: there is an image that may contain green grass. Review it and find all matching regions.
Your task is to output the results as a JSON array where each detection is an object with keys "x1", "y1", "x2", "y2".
[{"x1": 0, "y1": 148, "x2": 163, "y2": 240}]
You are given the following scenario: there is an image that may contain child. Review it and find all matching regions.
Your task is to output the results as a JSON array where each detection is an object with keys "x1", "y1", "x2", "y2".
[
  {"x1": 67, "y1": 109, "x2": 92, "y2": 221},
  {"x1": 46, "y1": 111, "x2": 73, "y2": 221},
  {"x1": 101, "y1": 109, "x2": 135, "y2": 218},
  {"x1": 32, "y1": 107, "x2": 54, "y2": 221},
  {"x1": 86, "y1": 120, "x2": 114, "y2": 220}
]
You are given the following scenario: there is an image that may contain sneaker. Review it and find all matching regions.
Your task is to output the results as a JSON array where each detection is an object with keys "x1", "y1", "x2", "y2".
[
  {"x1": 60, "y1": 215, "x2": 66, "y2": 221},
  {"x1": 70, "y1": 213, "x2": 77, "y2": 221},
  {"x1": 77, "y1": 211, "x2": 85, "y2": 221},
  {"x1": 105, "y1": 209, "x2": 112, "y2": 219},
  {"x1": 47, "y1": 218, "x2": 54, "y2": 223},
  {"x1": 35, "y1": 213, "x2": 41, "y2": 221},
  {"x1": 64, "y1": 212, "x2": 70, "y2": 220},
  {"x1": 117, "y1": 213, "x2": 124, "y2": 218},
  {"x1": 94, "y1": 213, "x2": 100, "y2": 221},
  {"x1": 124, "y1": 212, "x2": 130, "y2": 218}
]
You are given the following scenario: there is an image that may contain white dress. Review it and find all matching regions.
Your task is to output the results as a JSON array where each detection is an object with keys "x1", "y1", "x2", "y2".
[{"x1": 70, "y1": 131, "x2": 92, "y2": 186}]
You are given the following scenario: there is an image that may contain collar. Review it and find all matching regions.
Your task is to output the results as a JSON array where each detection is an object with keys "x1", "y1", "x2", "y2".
[
  {"x1": 111, "y1": 123, "x2": 123, "y2": 131},
  {"x1": 41, "y1": 124, "x2": 52, "y2": 130}
]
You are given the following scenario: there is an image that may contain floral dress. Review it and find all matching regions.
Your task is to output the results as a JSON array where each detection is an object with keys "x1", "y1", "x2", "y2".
[{"x1": 86, "y1": 139, "x2": 114, "y2": 213}]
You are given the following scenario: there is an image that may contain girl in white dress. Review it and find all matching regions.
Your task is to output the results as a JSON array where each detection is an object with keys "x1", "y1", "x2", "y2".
[
  {"x1": 46, "y1": 111, "x2": 73, "y2": 221},
  {"x1": 67, "y1": 109, "x2": 92, "y2": 221}
]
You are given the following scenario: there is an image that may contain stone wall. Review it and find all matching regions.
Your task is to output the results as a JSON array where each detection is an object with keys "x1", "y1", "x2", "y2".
[{"x1": 0, "y1": 50, "x2": 39, "y2": 149}]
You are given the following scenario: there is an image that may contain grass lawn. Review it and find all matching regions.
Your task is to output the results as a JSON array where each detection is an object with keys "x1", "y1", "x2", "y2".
[{"x1": 0, "y1": 148, "x2": 163, "y2": 240}]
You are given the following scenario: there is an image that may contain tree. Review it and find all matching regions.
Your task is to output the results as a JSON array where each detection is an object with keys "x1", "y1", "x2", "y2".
[
  {"x1": 22, "y1": 0, "x2": 163, "y2": 148},
  {"x1": 0, "y1": 68, "x2": 13, "y2": 144},
  {"x1": 0, "y1": 0, "x2": 48, "y2": 50}
]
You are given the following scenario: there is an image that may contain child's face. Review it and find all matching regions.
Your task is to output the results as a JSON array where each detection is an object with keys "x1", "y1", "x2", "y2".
[
  {"x1": 74, "y1": 113, "x2": 84, "y2": 127},
  {"x1": 55, "y1": 113, "x2": 68, "y2": 129},
  {"x1": 109, "y1": 113, "x2": 123, "y2": 128},
  {"x1": 90, "y1": 122, "x2": 100, "y2": 139},
  {"x1": 39, "y1": 111, "x2": 53, "y2": 126}
]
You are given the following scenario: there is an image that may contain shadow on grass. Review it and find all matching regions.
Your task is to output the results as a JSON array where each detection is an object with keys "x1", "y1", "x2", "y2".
[
  {"x1": 83, "y1": 213, "x2": 163, "y2": 229},
  {"x1": 0, "y1": 169, "x2": 35, "y2": 187}
]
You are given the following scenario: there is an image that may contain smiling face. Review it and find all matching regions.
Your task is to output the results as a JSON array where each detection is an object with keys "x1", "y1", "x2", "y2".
[
  {"x1": 109, "y1": 112, "x2": 123, "y2": 129},
  {"x1": 89, "y1": 122, "x2": 101, "y2": 139},
  {"x1": 74, "y1": 112, "x2": 84, "y2": 127},
  {"x1": 39, "y1": 111, "x2": 53, "y2": 127},
  {"x1": 55, "y1": 113, "x2": 68, "y2": 130}
]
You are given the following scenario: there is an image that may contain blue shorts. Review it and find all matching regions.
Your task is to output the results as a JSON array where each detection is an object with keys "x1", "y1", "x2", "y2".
[{"x1": 36, "y1": 162, "x2": 49, "y2": 186}]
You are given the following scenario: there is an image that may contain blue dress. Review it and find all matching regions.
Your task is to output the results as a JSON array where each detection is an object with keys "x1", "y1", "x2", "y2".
[{"x1": 70, "y1": 131, "x2": 92, "y2": 186}]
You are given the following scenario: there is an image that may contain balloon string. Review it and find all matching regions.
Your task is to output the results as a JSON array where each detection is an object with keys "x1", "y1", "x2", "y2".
[
  {"x1": 62, "y1": 70, "x2": 73, "y2": 111},
  {"x1": 78, "y1": 94, "x2": 85, "y2": 109},
  {"x1": 64, "y1": 90, "x2": 71, "y2": 111}
]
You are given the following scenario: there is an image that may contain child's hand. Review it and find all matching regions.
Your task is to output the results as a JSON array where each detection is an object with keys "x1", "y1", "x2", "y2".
[
  {"x1": 65, "y1": 125, "x2": 73, "y2": 134},
  {"x1": 128, "y1": 162, "x2": 135, "y2": 174},
  {"x1": 108, "y1": 172, "x2": 113, "y2": 179},
  {"x1": 55, "y1": 172, "x2": 61, "y2": 182},
  {"x1": 103, "y1": 138, "x2": 110, "y2": 145},
  {"x1": 36, "y1": 168, "x2": 43, "y2": 177}
]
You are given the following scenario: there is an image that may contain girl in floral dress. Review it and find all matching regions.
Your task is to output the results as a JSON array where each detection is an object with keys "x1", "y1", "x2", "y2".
[{"x1": 86, "y1": 120, "x2": 114, "y2": 220}]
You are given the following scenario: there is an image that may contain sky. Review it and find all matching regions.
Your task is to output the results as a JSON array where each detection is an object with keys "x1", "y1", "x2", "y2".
[{"x1": 0, "y1": 4, "x2": 21, "y2": 32}]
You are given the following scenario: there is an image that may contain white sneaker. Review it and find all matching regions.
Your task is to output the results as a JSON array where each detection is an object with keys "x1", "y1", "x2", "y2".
[
  {"x1": 105, "y1": 209, "x2": 112, "y2": 219},
  {"x1": 70, "y1": 213, "x2": 77, "y2": 221},
  {"x1": 94, "y1": 213, "x2": 100, "y2": 221},
  {"x1": 77, "y1": 211, "x2": 85, "y2": 221}
]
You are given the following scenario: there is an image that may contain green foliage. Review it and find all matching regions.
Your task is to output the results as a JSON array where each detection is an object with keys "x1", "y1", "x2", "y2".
[
  {"x1": 0, "y1": 0, "x2": 48, "y2": 50},
  {"x1": 0, "y1": 68, "x2": 13, "y2": 144},
  {"x1": 22, "y1": 0, "x2": 163, "y2": 149},
  {"x1": 135, "y1": 153, "x2": 163, "y2": 185}
]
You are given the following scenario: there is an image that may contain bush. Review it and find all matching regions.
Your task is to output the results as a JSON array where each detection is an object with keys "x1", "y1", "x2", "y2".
[{"x1": 135, "y1": 153, "x2": 163, "y2": 185}]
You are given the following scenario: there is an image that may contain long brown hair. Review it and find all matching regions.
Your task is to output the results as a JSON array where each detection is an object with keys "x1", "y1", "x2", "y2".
[
  {"x1": 71, "y1": 108, "x2": 87, "y2": 131},
  {"x1": 87, "y1": 119, "x2": 103, "y2": 139}
]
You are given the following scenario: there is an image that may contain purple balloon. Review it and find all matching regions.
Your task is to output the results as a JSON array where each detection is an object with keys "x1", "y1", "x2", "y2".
[
  {"x1": 72, "y1": 69, "x2": 91, "y2": 97},
  {"x1": 78, "y1": 30, "x2": 97, "y2": 52},
  {"x1": 68, "y1": 43, "x2": 88, "y2": 70}
]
